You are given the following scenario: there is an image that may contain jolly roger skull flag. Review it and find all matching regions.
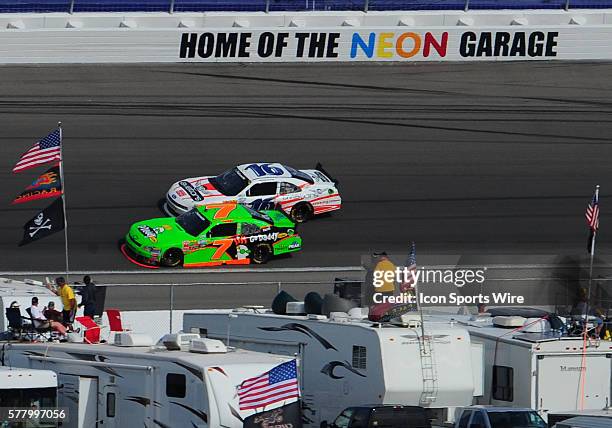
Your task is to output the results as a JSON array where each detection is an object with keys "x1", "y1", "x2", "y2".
[{"x1": 19, "y1": 197, "x2": 64, "y2": 247}]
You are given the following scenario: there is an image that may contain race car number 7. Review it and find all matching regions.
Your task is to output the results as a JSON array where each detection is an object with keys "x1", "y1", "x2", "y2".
[
  {"x1": 245, "y1": 163, "x2": 284, "y2": 177},
  {"x1": 209, "y1": 239, "x2": 234, "y2": 260},
  {"x1": 205, "y1": 203, "x2": 237, "y2": 219}
]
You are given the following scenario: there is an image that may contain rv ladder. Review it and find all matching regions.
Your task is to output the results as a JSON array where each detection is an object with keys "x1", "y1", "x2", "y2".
[{"x1": 418, "y1": 335, "x2": 438, "y2": 405}]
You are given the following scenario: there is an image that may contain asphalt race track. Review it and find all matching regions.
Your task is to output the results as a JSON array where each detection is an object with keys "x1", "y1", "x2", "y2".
[{"x1": 1, "y1": 62, "x2": 612, "y2": 272}]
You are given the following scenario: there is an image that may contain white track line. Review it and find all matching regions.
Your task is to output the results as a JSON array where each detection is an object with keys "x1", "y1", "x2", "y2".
[{"x1": 0, "y1": 266, "x2": 364, "y2": 276}]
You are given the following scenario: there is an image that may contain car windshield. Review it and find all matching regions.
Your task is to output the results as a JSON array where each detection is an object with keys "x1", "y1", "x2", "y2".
[
  {"x1": 209, "y1": 167, "x2": 248, "y2": 196},
  {"x1": 488, "y1": 411, "x2": 547, "y2": 428},
  {"x1": 284, "y1": 165, "x2": 314, "y2": 184},
  {"x1": 243, "y1": 205, "x2": 273, "y2": 223},
  {"x1": 176, "y1": 209, "x2": 210, "y2": 237}
]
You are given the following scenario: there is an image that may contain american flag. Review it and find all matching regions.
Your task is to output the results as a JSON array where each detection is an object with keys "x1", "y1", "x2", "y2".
[
  {"x1": 13, "y1": 129, "x2": 62, "y2": 173},
  {"x1": 586, "y1": 192, "x2": 599, "y2": 231},
  {"x1": 237, "y1": 360, "x2": 299, "y2": 411},
  {"x1": 400, "y1": 241, "x2": 417, "y2": 293}
]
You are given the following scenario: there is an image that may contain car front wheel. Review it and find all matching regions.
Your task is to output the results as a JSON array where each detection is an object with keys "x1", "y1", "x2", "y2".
[{"x1": 161, "y1": 248, "x2": 183, "y2": 267}]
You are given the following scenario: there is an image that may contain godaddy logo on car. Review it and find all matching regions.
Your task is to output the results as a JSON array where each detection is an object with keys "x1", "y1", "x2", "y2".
[
  {"x1": 234, "y1": 232, "x2": 279, "y2": 245},
  {"x1": 249, "y1": 232, "x2": 278, "y2": 243}
]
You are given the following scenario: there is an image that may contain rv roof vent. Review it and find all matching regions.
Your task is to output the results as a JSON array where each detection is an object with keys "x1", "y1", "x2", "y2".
[
  {"x1": 330, "y1": 312, "x2": 349, "y2": 323},
  {"x1": 114, "y1": 333, "x2": 154, "y2": 347},
  {"x1": 286, "y1": 301, "x2": 305, "y2": 315},
  {"x1": 391, "y1": 313, "x2": 422, "y2": 328},
  {"x1": 190, "y1": 338, "x2": 227, "y2": 354},
  {"x1": 158, "y1": 333, "x2": 200, "y2": 351},
  {"x1": 521, "y1": 318, "x2": 551, "y2": 333},
  {"x1": 348, "y1": 307, "x2": 368, "y2": 320},
  {"x1": 307, "y1": 314, "x2": 327, "y2": 320},
  {"x1": 492, "y1": 315, "x2": 526, "y2": 328}
]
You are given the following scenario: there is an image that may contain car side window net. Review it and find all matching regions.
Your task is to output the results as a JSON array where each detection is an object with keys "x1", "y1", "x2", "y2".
[
  {"x1": 279, "y1": 182, "x2": 300, "y2": 194},
  {"x1": 241, "y1": 223, "x2": 261, "y2": 235}
]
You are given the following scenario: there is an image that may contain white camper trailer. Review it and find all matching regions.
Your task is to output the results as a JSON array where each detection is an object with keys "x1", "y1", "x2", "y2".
[
  {"x1": 0, "y1": 334, "x2": 298, "y2": 428},
  {"x1": 183, "y1": 309, "x2": 484, "y2": 426},
  {"x1": 431, "y1": 312, "x2": 612, "y2": 420},
  {"x1": 0, "y1": 366, "x2": 58, "y2": 426}
]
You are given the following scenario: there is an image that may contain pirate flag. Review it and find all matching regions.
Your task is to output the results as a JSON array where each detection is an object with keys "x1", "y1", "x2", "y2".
[
  {"x1": 19, "y1": 198, "x2": 64, "y2": 247},
  {"x1": 12, "y1": 164, "x2": 62, "y2": 205}
]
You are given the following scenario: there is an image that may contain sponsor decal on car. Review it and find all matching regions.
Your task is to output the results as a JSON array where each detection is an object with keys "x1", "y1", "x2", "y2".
[
  {"x1": 178, "y1": 180, "x2": 204, "y2": 202},
  {"x1": 235, "y1": 232, "x2": 280, "y2": 244}
]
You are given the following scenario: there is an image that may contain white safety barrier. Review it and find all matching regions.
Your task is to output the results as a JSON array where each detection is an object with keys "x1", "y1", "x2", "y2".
[{"x1": 1, "y1": 10, "x2": 612, "y2": 63}]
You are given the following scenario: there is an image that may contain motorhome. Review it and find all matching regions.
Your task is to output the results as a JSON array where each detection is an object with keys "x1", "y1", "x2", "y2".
[
  {"x1": 0, "y1": 366, "x2": 58, "y2": 427},
  {"x1": 182, "y1": 308, "x2": 484, "y2": 427},
  {"x1": 428, "y1": 311, "x2": 611, "y2": 421},
  {"x1": 0, "y1": 333, "x2": 299, "y2": 428}
]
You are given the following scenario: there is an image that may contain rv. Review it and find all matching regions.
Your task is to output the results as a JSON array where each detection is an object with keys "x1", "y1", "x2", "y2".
[
  {"x1": 0, "y1": 333, "x2": 298, "y2": 428},
  {"x1": 0, "y1": 366, "x2": 58, "y2": 427},
  {"x1": 182, "y1": 308, "x2": 484, "y2": 426},
  {"x1": 428, "y1": 312, "x2": 612, "y2": 420}
]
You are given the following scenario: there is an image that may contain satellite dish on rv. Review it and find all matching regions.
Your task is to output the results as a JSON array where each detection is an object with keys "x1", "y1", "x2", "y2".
[
  {"x1": 272, "y1": 291, "x2": 298, "y2": 315},
  {"x1": 322, "y1": 294, "x2": 357, "y2": 317},
  {"x1": 304, "y1": 291, "x2": 324, "y2": 315}
]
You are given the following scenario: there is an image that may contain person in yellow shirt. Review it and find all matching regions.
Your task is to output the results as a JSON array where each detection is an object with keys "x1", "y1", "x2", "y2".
[
  {"x1": 373, "y1": 252, "x2": 396, "y2": 295},
  {"x1": 46, "y1": 277, "x2": 77, "y2": 326}
]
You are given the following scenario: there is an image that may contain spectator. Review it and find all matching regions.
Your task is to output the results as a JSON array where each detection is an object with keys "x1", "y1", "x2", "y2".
[
  {"x1": 78, "y1": 275, "x2": 97, "y2": 318},
  {"x1": 46, "y1": 276, "x2": 77, "y2": 326},
  {"x1": 43, "y1": 302, "x2": 62, "y2": 323},
  {"x1": 9, "y1": 301, "x2": 19, "y2": 309},
  {"x1": 30, "y1": 297, "x2": 66, "y2": 336},
  {"x1": 373, "y1": 252, "x2": 396, "y2": 296}
]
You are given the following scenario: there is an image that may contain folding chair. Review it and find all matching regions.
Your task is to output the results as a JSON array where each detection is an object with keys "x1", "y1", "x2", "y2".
[
  {"x1": 25, "y1": 308, "x2": 54, "y2": 342},
  {"x1": 5, "y1": 308, "x2": 34, "y2": 341},
  {"x1": 106, "y1": 309, "x2": 131, "y2": 332},
  {"x1": 75, "y1": 316, "x2": 106, "y2": 344}
]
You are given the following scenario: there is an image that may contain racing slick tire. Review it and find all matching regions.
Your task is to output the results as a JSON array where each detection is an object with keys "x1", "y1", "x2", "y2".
[
  {"x1": 161, "y1": 248, "x2": 184, "y2": 267},
  {"x1": 252, "y1": 243, "x2": 272, "y2": 264},
  {"x1": 290, "y1": 203, "x2": 313, "y2": 223}
]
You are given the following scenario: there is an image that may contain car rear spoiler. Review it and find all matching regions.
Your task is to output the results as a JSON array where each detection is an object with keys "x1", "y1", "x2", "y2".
[{"x1": 315, "y1": 162, "x2": 339, "y2": 186}]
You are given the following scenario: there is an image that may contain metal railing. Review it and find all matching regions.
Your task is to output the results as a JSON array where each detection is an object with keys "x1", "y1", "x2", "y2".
[
  {"x1": 0, "y1": 0, "x2": 610, "y2": 14},
  {"x1": 81, "y1": 275, "x2": 612, "y2": 336}
]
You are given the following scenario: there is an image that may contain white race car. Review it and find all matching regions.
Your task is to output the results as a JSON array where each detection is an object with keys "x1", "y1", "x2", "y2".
[{"x1": 164, "y1": 163, "x2": 341, "y2": 223}]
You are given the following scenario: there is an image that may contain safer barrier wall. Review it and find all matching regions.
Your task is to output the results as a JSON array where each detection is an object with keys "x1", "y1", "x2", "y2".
[{"x1": 1, "y1": 10, "x2": 612, "y2": 62}]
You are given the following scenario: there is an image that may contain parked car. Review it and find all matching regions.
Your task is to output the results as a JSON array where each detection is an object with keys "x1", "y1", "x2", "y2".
[
  {"x1": 455, "y1": 406, "x2": 547, "y2": 428},
  {"x1": 323, "y1": 405, "x2": 432, "y2": 428}
]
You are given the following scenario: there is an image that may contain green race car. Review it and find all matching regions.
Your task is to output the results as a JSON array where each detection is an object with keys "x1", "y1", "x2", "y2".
[{"x1": 122, "y1": 203, "x2": 302, "y2": 267}]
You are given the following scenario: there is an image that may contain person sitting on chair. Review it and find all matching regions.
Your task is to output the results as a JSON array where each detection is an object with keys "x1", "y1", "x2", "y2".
[
  {"x1": 30, "y1": 297, "x2": 67, "y2": 336},
  {"x1": 43, "y1": 302, "x2": 63, "y2": 323}
]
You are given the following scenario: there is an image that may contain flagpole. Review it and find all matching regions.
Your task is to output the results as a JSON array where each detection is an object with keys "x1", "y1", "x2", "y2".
[
  {"x1": 57, "y1": 122, "x2": 69, "y2": 277},
  {"x1": 585, "y1": 184, "x2": 599, "y2": 323}
]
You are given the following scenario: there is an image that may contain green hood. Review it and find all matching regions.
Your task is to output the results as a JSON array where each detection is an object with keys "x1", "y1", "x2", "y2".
[
  {"x1": 129, "y1": 218, "x2": 185, "y2": 248},
  {"x1": 262, "y1": 210, "x2": 295, "y2": 228}
]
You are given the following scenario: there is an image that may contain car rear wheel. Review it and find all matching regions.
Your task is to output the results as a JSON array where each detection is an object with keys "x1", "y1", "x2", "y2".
[
  {"x1": 290, "y1": 203, "x2": 313, "y2": 223},
  {"x1": 161, "y1": 248, "x2": 183, "y2": 267},
  {"x1": 252, "y1": 244, "x2": 272, "y2": 264}
]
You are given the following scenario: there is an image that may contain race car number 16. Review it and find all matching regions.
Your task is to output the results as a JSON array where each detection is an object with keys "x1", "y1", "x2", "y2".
[{"x1": 245, "y1": 163, "x2": 284, "y2": 177}]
